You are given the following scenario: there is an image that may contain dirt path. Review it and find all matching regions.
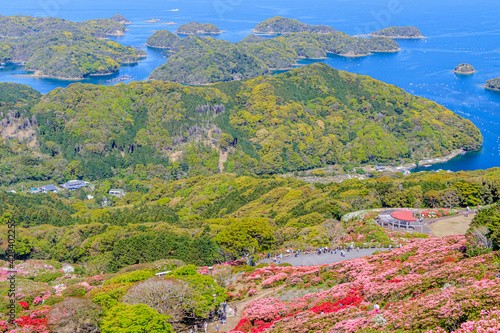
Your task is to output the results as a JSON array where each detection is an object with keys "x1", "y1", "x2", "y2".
[
  {"x1": 427, "y1": 213, "x2": 475, "y2": 237},
  {"x1": 205, "y1": 286, "x2": 286, "y2": 333}
]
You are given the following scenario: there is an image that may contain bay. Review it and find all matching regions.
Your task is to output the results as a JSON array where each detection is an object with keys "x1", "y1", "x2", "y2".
[{"x1": 0, "y1": 0, "x2": 499, "y2": 171}]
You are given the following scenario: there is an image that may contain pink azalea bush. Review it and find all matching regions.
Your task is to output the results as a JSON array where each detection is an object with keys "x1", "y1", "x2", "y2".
[{"x1": 232, "y1": 235, "x2": 500, "y2": 333}]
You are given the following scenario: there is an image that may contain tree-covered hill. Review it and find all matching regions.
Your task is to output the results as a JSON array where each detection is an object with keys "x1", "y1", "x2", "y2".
[
  {"x1": 176, "y1": 21, "x2": 221, "y2": 34},
  {"x1": 253, "y1": 16, "x2": 336, "y2": 34},
  {"x1": 149, "y1": 28, "x2": 400, "y2": 84},
  {"x1": 0, "y1": 15, "x2": 146, "y2": 78},
  {"x1": 369, "y1": 26, "x2": 424, "y2": 39},
  {"x1": 30, "y1": 63, "x2": 481, "y2": 181},
  {"x1": 0, "y1": 15, "x2": 126, "y2": 37}
]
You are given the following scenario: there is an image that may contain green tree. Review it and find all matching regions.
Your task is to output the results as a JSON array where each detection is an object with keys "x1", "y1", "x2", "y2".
[
  {"x1": 215, "y1": 218, "x2": 275, "y2": 265},
  {"x1": 101, "y1": 303, "x2": 173, "y2": 333}
]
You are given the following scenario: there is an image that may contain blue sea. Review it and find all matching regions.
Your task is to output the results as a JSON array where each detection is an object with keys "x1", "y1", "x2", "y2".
[{"x1": 1, "y1": 0, "x2": 500, "y2": 172}]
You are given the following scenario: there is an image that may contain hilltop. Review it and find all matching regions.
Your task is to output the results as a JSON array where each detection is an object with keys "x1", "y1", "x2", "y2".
[
  {"x1": 146, "y1": 29, "x2": 180, "y2": 48},
  {"x1": 149, "y1": 17, "x2": 401, "y2": 85},
  {"x1": 110, "y1": 14, "x2": 131, "y2": 25},
  {"x1": 176, "y1": 21, "x2": 221, "y2": 35},
  {"x1": 0, "y1": 15, "x2": 146, "y2": 79},
  {"x1": 0, "y1": 63, "x2": 479, "y2": 185},
  {"x1": 369, "y1": 26, "x2": 425, "y2": 39},
  {"x1": 253, "y1": 16, "x2": 336, "y2": 34}
]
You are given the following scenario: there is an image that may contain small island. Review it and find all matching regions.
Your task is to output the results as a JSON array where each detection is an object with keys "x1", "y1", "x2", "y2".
[
  {"x1": 369, "y1": 26, "x2": 425, "y2": 39},
  {"x1": 110, "y1": 14, "x2": 131, "y2": 25},
  {"x1": 176, "y1": 22, "x2": 221, "y2": 35},
  {"x1": 144, "y1": 19, "x2": 161, "y2": 23},
  {"x1": 485, "y1": 77, "x2": 500, "y2": 91},
  {"x1": 146, "y1": 30, "x2": 180, "y2": 49},
  {"x1": 453, "y1": 63, "x2": 476, "y2": 75},
  {"x1": 253, "y1": 16, "x2": 335, "y2": 35}
]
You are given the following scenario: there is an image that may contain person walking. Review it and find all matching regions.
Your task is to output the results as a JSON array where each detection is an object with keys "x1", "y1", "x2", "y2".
[
  {"x1": 223, "y1": 300, "x2": 227, "y2": 313},
  {"x1": 234, "y1": 305, "x2": 238, "y2": 315},
  {"x1": 194, "y1": 324, "x2": 198, "y2": 333},
  {"x1": 216, "y1": 323, "x2": 220, "y2": 332},
  {"x1": 268, "y1": 252, "x2": 270, "y2": 258},
  {"x1": 203, "y1": 321, "x2": 208, "y2": 333}
]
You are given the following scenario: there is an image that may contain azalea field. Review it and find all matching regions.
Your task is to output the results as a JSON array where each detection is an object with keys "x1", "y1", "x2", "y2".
[{"x1": 230, "y1": 235, "x2": 500, "y2": 333}]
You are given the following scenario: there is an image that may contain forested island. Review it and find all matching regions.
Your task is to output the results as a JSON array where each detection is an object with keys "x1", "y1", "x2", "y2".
[
  {"x1": 149, "y1": 18, "x2": 400, "y2": 84},
  {"x1": 0, "y1": 15, "x2": 146, "y2": 78},
  {"x1": 253, "y1": 16, "x2": 335, "y2": 34},
  {"x1": 369, "y1": 26, "x2": 425, "y2": 39},
  {"x1": 453, "y1": 63, "x2": 476, "y2": 75},
  {"x1": 0, "y1": 63, "x2": 481, "y2": 185},
  {"x1": 485, "y1": 77, "x2": 500, "y2": 91},
  {"x1": 176, "y1": 21, "x2": 221, "y2": 34}
]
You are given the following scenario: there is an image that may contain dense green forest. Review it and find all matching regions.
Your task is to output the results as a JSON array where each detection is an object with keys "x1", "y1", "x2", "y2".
[
  {"x1": 0, "y1": 15, "x2": 126, "y2": 37},
  {"x1": 2, "y1": 167, "x2": 500, "y2": 272},
  {"x1": 149, "y1": 17, "x2": 400, "y2": 84},
  {"x1": 369, "y1": 26, "x2": 424, "y2": 38},
  {"x1": 0, "y1": 15, "x2": 146, "y2": 78},
  {"x1": 253, "y1": 16, "x2": 336, "y2": 34},
  {"x1": 176, "y1": 21, "x2": 221, "y2": 34},
  {"x1": 0, "y1": 64, "x2": 482, "y2": 185}
]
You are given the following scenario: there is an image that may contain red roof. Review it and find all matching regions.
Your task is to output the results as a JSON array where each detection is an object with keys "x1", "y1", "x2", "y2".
[{"x1": 390, "y1": 211, "x2": 416, "y2": 222}]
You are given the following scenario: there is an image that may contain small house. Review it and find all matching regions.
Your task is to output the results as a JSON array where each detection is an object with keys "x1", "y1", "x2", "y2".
[
  {"x1": 60, "y1": 180, "x2": 88, "y2": 190},
  {"x1": 41, "y1": 185, "x2": 58, "y2": 193},
  {"x1": 375, "y1": 166, "x2": 386, "y2": 171},
  {"x1": 109, "y1": 189, "x2": 125, "y2": 198}
]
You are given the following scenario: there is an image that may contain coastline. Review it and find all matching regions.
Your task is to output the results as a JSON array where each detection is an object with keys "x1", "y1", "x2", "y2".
[
  {"x1": 364, "y1": 34, "x2": 427, "y2": 39},
  {"x1": 176, "y1": 31, "x2": 222, "y2": 35},
  {"x1": 14, "y1": 73, "x2": 84, "y2": 80},
  {"x1": 417, "y1": 149, "x2": 465, "y2": 167},
  {"x1": 453, "y1": 70, "x2": 476, "y2": 75},
  {"x1": 484, "y1": 85, "x2": 500, "y2": 92}
]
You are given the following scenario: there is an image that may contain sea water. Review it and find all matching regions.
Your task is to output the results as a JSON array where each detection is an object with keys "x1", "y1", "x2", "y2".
[{"x1": 0, "y1": 0, "x2": 499, "y2": 172}]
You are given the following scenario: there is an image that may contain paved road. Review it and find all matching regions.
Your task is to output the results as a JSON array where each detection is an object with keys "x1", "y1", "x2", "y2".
[{"x1": 259, "y1": 248, "x2": 386, "y2": 267}]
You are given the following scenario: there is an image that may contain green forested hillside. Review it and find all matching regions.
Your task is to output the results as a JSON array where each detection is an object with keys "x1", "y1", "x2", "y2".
[
  {"x1": 176, "y1": 21, "x2": 221, "y2": 34},
  {"x1": 0, "y1": 15, "x2": 126, "y2": 37},
  {"x1": 2, "y1": 167, "x2": 500, "y2": 270},
  {"x1": 369, "y1": 26, "x2": 424, "y2": 38},
  {"x1": 253, "y1": 16, "x2": 336, "y2": 34},
  {"x1": 0, "y1": 15, "x2": 146, "y2": 78},
  {"x1": 149, "y1": 17, "x2": 400, "y2": 85},
  {"x1": 28, "y1": 63, "x2": 481, "y2": 182}
]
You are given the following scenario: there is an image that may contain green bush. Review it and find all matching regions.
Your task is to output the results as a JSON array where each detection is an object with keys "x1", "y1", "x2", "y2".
[
  {"x1": 101, "y1": 303, "x2": 173, "y2": 333},
  {"x1": 44, "y1": 295, "x2": 63, "y2": 306},
  {"x1": 104, "y1": 270, "x2": 154, "y2": 285}
]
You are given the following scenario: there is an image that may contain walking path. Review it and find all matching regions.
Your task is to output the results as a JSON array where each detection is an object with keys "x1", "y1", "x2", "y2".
[{"x1": 260, "y1": 248, "x2": 385, "y2": 267}]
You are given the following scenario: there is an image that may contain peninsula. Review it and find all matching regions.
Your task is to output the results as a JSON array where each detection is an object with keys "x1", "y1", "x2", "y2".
[
  {"x1": 369, "y1": 26, "x2": 425, "y2": 39},
  {"x1": 453, "y1": 63, "x2": 476, "y2": 75},
  {"x1": 253, "y1": 16, "x2": 335, "y2": 34},
  {"x1": 485, "y1": 77, "x2": 500, "y2": 91},
  {"x1": 176, "y1": 21, "x2": 221, "y2": 35}
]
